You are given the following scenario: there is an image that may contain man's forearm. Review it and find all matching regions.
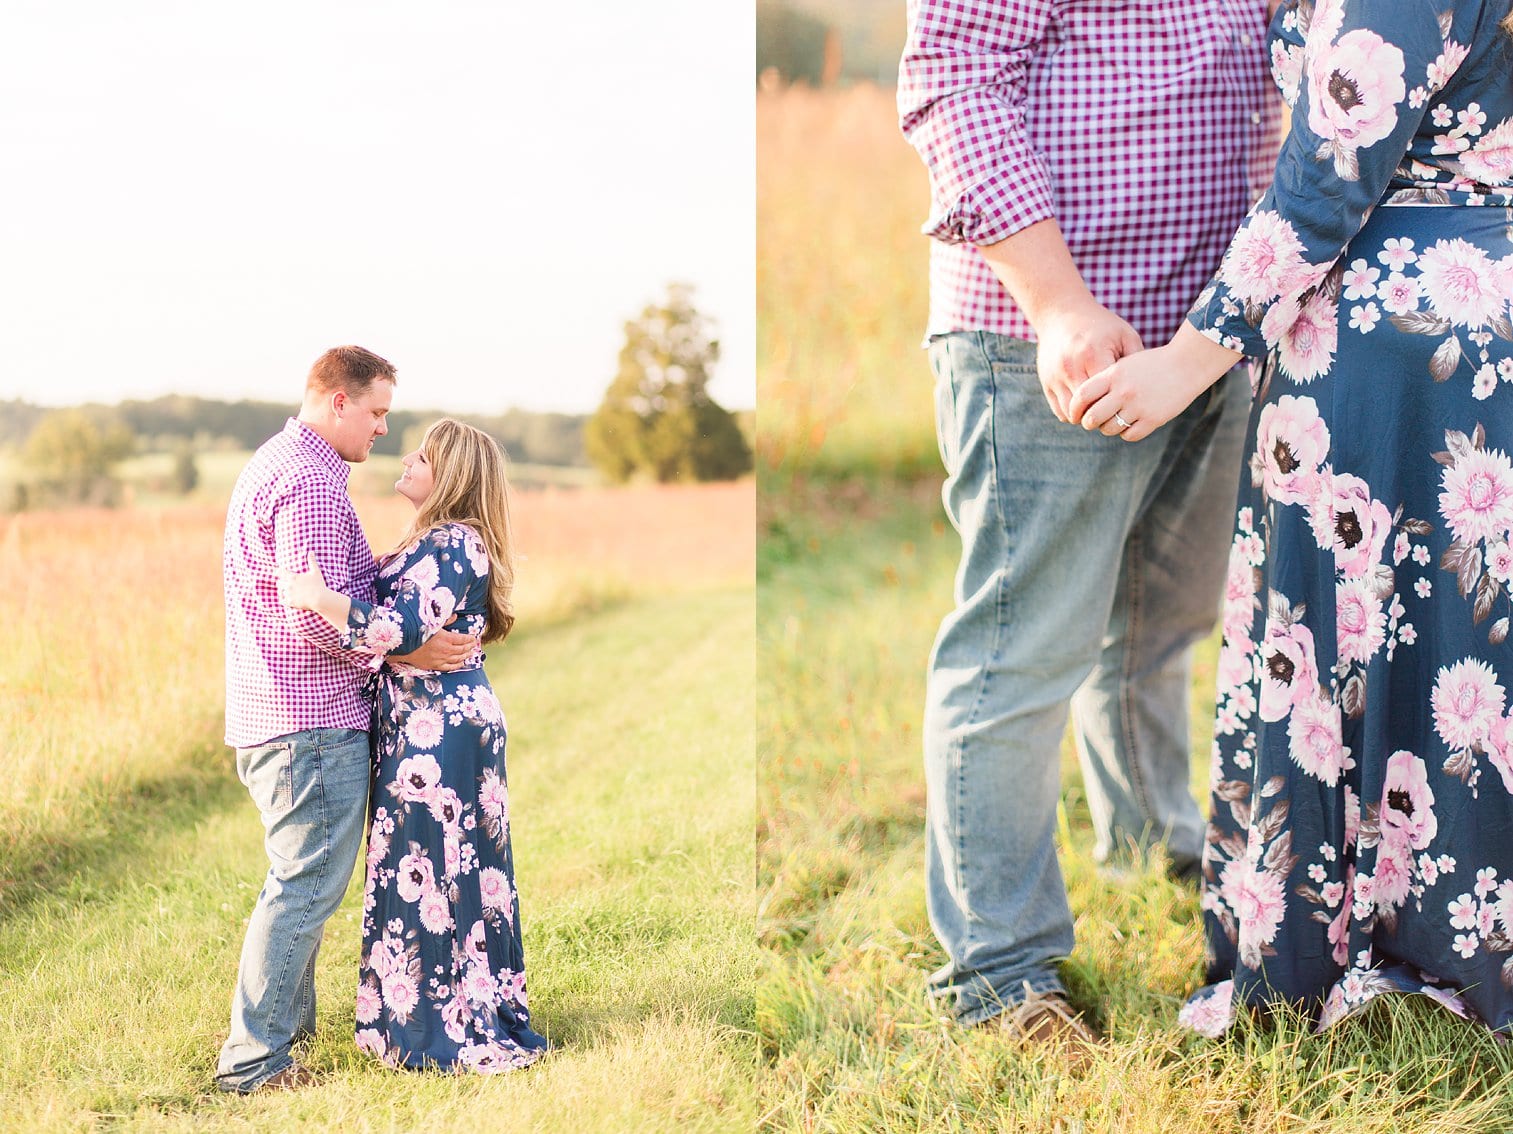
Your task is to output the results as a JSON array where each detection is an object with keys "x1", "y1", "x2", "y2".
[{"x1": 976, "y1": 218, "x2": 1100, "y2": 330}]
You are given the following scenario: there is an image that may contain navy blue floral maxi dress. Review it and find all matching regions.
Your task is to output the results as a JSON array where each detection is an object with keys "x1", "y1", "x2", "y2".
[
  {"x1": 1177, "y1": 0, "x2": 1513, "y2": 1035},
  {"x1": 341, "y1": 522, "x2": 547, "y2": 1071}
]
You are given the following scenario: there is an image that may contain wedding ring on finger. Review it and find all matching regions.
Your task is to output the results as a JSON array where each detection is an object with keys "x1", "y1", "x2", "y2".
[{"x1": 1112, "y1": 411, "x2": 1131, "y2": 433}]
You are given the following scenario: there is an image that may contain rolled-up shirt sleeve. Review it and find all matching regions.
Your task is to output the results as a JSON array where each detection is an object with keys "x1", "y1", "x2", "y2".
[{"x1": 898, "y1": 0, "x2": 1057, "y2": 247}]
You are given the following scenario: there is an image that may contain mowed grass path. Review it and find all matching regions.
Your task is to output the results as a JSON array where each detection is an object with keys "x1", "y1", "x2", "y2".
[
  {"x1": 0, "y1": 487, "x2": 754, "y2": 1132},
  {"x1": 756, "y1": 481, "x2": 1513, "y2": 1133}
]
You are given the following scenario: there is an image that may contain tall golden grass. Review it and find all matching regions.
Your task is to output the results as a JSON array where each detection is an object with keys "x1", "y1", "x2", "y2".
[
  {"x1": 757, "y1": 84, "x2": 938, "y2": 478},
  {"x1": 0, "y1": 480, "x2": 753, "y2": 889}
]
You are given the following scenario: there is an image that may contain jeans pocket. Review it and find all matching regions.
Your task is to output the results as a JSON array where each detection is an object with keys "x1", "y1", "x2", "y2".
[{"x1": 238, "y1": 741, "x2": 294, "y2": 814}]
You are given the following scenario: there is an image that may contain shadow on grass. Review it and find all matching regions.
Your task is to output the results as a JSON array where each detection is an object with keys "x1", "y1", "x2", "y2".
[{"x1": 0, "y1": 715, "x2": 243, "y2": 920}]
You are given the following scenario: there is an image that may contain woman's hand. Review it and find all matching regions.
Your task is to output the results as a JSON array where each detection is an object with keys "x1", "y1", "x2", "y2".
[
  {"x1": 278, "y1": 549, "x2": 332, "y2": 611},
  {"x1": 1068, "y1": 324, "x2": 1242, "y2": 442}
]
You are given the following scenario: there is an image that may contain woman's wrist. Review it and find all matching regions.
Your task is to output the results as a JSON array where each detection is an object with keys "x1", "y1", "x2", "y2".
[{"x1": 1170, "y1": 322, "x2": 1243, "y2": 395}]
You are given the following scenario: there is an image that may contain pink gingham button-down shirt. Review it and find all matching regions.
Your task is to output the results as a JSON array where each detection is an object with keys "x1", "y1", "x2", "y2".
[
  {"x1": 899, "y1": 0, "x2": 1283, "y2": 346},
  {"x1": 223, "y1": 418, "x2": 381, "y2": 748}
]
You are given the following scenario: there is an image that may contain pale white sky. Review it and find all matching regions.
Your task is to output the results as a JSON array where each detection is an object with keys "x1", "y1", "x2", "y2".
[{"x1": 0, "y1": 1, "x2": 754, "y2": 416}]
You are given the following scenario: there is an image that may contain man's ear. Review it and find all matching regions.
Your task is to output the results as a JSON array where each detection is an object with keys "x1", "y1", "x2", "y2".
[{"x1": 330, "y1": 389, "x2": 349, "y2": 417}]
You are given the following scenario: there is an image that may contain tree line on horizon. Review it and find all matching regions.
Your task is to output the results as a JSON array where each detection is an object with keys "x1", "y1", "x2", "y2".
[{"x1": 1, "y1": 287, "x2": 752, "y2": 511}]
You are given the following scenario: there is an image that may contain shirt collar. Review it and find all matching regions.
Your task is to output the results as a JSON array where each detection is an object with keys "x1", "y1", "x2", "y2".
[{"x1": 285, "y1": 417, "x2": 350, "y2": 486}]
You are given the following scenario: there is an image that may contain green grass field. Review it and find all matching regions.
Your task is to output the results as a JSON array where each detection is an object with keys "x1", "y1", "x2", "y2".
[
  {"x1": 755, "y1": 87, "x2": 1513, "y2": 1132},
  {"x1": 0, "y1": 498, "x2": 754, "y2": 1132}
]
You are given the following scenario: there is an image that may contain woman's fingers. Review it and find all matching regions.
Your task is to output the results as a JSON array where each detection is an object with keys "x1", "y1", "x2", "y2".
[{"x1": 1067, "y1": 368, "x2": 1112, "y2": 424}]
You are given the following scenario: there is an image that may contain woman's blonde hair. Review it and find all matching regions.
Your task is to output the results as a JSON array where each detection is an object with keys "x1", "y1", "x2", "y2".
[{"x1": 390, "y1": 418, "x2": 517, "y2": 643}]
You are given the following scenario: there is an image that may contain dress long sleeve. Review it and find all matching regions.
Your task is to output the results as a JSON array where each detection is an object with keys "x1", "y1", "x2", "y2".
[
  {"x1": 342, "y1": 524, "x2": 487, "y2": 658},
  {"x1": 1187, "y1": 1, "x2": 1476, "y2": 378}
]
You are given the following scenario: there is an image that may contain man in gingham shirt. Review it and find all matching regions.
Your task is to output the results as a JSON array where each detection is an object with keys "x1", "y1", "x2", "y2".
[
  {"x1": 900, "y1": 0, "x2": 1284, "y2": 1047},
  {"x1": 216, "y1": 346, "x2": 473, "y2": 1092}
]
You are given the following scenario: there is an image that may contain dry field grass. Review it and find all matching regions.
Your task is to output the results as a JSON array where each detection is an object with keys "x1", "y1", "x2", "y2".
[
  {"x1": 0, "y1": 479, "x2": 753, "y2": 893},
  {"x1": 0, "y1": 476, "x2": 755, "y2": 1131},
  {"x1": 756, "y1": 82, "x2": 936, "y2": 480}
]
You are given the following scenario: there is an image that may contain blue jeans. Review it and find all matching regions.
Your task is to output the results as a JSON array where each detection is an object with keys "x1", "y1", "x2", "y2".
[
  {"x1": 923, "y1": 332, "x2": 1246, "y2": 1024},
  {"x1": 216, "y1": 727, "x2": 370, "y2": 1091}
]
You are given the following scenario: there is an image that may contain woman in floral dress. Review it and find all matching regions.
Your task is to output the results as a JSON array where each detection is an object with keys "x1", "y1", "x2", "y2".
[
  {"x1": 281, "y1": 418, "x2": 548, "y2": 1071},
  {"x1": 1069, "y1": 0, "x2": 1513, "y2": 1033}
]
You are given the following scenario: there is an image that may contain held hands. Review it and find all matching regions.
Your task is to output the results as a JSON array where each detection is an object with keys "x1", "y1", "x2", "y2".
[
  {"x1": 1067, "y1": 324, "x2": 1243, "y2": 443},
  {"x1": 1035, "y1": 301, "x2": 1144, "y2": 422}
]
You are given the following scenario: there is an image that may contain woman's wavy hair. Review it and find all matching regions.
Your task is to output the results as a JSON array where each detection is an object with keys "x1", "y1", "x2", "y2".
[{"x1": 390, "y1": 418, "x2": 517, "y2": 644}]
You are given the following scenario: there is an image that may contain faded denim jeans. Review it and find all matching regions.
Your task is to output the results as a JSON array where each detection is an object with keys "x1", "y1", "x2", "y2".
[
  {"x1": 923, "y1": 332, "x2": 1246, "y2": 1024},
  {"x1": 216, "y1": 727, "x2": 370, "y2": 1091}
]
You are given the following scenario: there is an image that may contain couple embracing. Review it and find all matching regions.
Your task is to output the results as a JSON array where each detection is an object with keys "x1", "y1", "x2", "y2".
[
  {"x1": 905, "y1": 0, "x2": 1513, "y2": 1052},
  {"x1": 215, "y1": 346, "x2": 548, "y2": 1091}
]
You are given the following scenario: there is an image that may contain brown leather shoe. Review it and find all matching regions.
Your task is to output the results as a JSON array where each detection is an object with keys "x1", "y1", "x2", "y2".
[
  {"x1": 256, "y1": 1063, "x2": 318, "y2": 1091},
  {"x1": 983, "y1": 986, "x2": 1101, "y2": 1069}
]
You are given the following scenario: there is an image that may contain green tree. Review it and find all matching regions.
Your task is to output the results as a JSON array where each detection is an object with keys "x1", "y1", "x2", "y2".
[
  {"x1": 168, "y1": 442, "x2": 199, "y2": 495},
  {"x1": 21, "y1": 409, "x2": 134, "y2": 505},
  {"x1": 586, "y1": 285, "x2": 753, "y2": 484}
]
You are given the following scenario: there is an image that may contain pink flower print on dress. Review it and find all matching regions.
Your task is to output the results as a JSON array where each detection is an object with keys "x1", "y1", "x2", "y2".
[
  {"x1": 1307, "y1": 0, "x2": 1345, "y2": 47},
  {"x1": 479, "y1": 770, "x2": 509, "y2": 822},
  {"x1": 1306, "y1": 30, "x2": 1406, "y2": 156},
  {"x1": 1255, "y1": 395, "x2": 1331, "y2": 504},
  {"x1": 1287, "y1": 691, "x2": 1354, "y2": 786},
  {"x1": 396, "y1": 849, "x2": 437, "y2": 904},
  {"x1": 393, "y1": 753, "x2": 443, "y2": 804},
  {"x1": 419, "y1": 586, "x2": 458, "y2": 636},
  {"x1": 355, "y1": 1028, "x2": 387, "y2": 1058},
  {"x1": 367, "y1": 934, "x2": 401, "y2": 982},
  {"x1": 1222, "y1": 545, "x2": 1260, "y2": 643},
  {"x1": 1258, "y1": 620, "x2": 1319, "y2": 723},
  {"x1": 1335, "y1": 576, "x2": 1389, "y2": 665},
  {"x1": 366, "y1": 829, "x2": 390, "y2": 872},
  {"x1": 418, "y1": 889, "x2": 454, "y2": 935},
  {"x1": 1270, "y1": 287, "x2": 1339, "y2": 384},
  {"x1": 405, "y1": 706, "x2": 446, "y2": 751},
  {"x1": 1311, "y1": 473, "x2": 1393, "y2": 578},
  {"x1": 403, "y1": 555, "x2": 440, "y2": 593},
  {"x1": 1380, "y1": 751, "x2": 1439, "y2": 851},
  {"x1": 1222, "y1": 852, "x2": 1288, "y2": 968},
  {"x1": 1438, "y1": 445, "x2": 1513, "y2": 547},
  {"x1": 461, "y1": 962, "x2": 498, "y2": 1007},
  {"x1": 501, "y1": 969, "x2": 528, "y2": 1007},
  {"x1": 1418, "y1": 238, "x2": 1506, "y2": 328},
  {"x1": 1222, "y1": 210, "x2": 1311, "y2": 304},
  {"x1": 1482, "y1": 711, "x2": 1513, "y2": 794},
  {"x1": 427, "y1": 785, "x2": 463, "y2": 829},
  {"x1": 1459, "y1": 117, "x2": 1513, "y2": 186},
  {"x1": 479, "y1": 867, "x2": 515, "y2": 923},
  {"x1": 1371, "y1": 837, "x2": 1414, "y2": 912},
  {"x1": 1216, "y1": 640, "x2": 1257, "y2": 703},
  {"x1": 1427, "y1": 42, "x2": 1471, "y2": 93},
  {"x1": 1432, "y1": 659, "x2": 1506, "y2": 753},
  {"x1": 473, "y1": 684, "x2": 505, "y2": 726},
  {"x1": 462, "y1": 528, "x2": 491, "y2": 579},
  {"x1": 1178, "y1": 980, "x2": 1234, "y2": 1038},
  {"x1": 463, "y1": 920, "x2": 489, "y2": 965},
  {"x1": 382, "y1": 971, "x2": 421, "y2": 1023},
  {"x1": 440, "y1": 994, "x2": 471, "y2": 1043},
  {"x1": 355, "y1": 980, "x2": 383, "y2": 1025},
  {"x1": 364, "y1": 610, "x2": 404, "y2": 653},
  {"x1": 1377, "y1": 272, "x2": 1421, "y2": 316}
]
